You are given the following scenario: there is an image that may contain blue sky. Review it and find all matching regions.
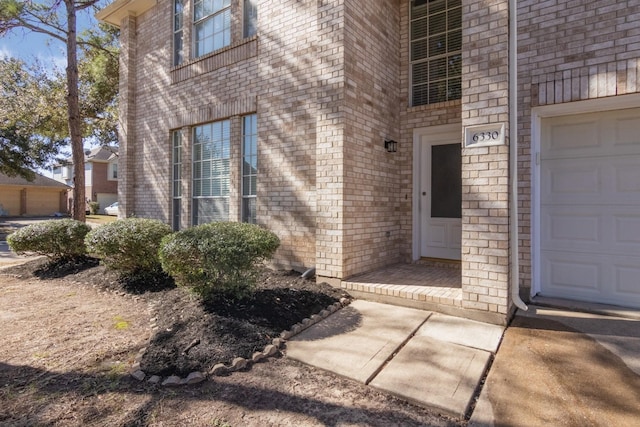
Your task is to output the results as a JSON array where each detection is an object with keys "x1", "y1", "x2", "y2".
[
  {"x1": 1, "y1": 3, "x2": 110, "y2": 176},
  {"x1": 0, "y1": 4, "x2": 103, "y2": 69}
]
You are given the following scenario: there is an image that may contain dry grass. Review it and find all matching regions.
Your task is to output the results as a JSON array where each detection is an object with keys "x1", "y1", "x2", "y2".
[
  {"x1": 86, "y1": 214, "x2": 119, "y2": 224},
  {"x1": 0, "y1": 265, "x2": 458, "y2": 427}
]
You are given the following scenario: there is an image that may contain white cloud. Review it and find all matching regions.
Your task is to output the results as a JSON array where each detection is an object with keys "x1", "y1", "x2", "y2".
[
  {"x1": 36, "y1": 53, "x2": 67, "y2": 75},
  {"x1": 0, "y1": 44, "x2": 14, "y2": 59}
]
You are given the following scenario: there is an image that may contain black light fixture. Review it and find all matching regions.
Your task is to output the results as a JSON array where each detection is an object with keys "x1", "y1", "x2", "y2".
[{"x1": 384, "y1": 139, "x2": 398, "y2": 153}]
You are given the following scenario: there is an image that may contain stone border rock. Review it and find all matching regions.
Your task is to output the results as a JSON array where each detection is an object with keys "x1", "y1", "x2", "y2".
[{"x1": 130, "y1": 296, "x2": 352, "y2": 386}]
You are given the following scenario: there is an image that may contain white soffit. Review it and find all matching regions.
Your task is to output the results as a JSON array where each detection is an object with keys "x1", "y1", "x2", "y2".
[{"x1": 96, "y1": 0, "x2": 157, "y2": 27}]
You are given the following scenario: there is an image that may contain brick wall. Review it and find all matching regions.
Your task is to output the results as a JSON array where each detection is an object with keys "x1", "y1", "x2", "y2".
[
  {"x1": 341, "y1": 0, "x2": 402, "y2": 278},
  {"x1": 460, "y1": 0, "x2": 511, "y2": 315},
  {"x1": 118, "y1": 15, "x2": 137, "y2": 219},
  {"x1": 89, "y1": 162, "x2": 118, "y2": 196},
  {"x1": 517, "y1": 0, "x2": 640, "y2": 292},
  {"x1": 120, "y1": 1, "x2": 326, "y2": 271},
  {"x1": 315, "y1": 0, "x2": 346, "y2": 279},
  {"x1": 112, "y1": 0, "x2": 640, "y2": 318},
  {"x1": 259, "y1": 0, "x2": 320, "y2": 272}
]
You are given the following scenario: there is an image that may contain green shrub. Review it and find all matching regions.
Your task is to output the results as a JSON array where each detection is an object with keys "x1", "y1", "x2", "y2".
[
  {"x1": 88, "y1": 202, "x2": 100, "y2": 215},
  {"x1": 85, "y1": 218, "x2": 172, "y2": 275},
  {"x1": 159, "y1": 222, "x2": 280, "y2": 299},
  {"x1": 7, "y1": 219, "x2": 91, "y2": 261}
]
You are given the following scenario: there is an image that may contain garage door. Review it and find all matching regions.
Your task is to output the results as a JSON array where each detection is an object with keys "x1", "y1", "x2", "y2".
[
  {"x1": 540, "y1": 108, "x2": 640, "y2": 308},
  {"x1": 0, "y1": 188, "x2": 21, "y2": 216},
  {"x1": 26, "y1": 189, "x2": 60, "y2": 216},
  {"x1": 96, "y1": 193, "x2": 117, "y2": 215}
]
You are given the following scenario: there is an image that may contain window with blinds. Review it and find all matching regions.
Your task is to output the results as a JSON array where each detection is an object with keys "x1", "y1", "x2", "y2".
[
  {"x1": 410, "y1": 0, "x2": 462, "y2": 106},
  {"x1": 192, "y1": 120, "x2": 231, "y2": 224},
  {"x1": 194, "y1": 0, "x2": 231, "y2": 57}
]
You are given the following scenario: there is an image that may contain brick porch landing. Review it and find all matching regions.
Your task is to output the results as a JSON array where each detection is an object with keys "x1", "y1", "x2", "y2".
[{"x1": 341, "y1": 263, "x2": 462, "y2": 311}]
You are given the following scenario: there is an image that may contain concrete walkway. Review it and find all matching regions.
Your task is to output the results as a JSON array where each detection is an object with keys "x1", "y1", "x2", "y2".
[
  {"x1": 287, "y1": 300, "x2": 640, "y2": 424},
  {"x1": 286, "y1": 300, "x2": 504, "y2": 418}
]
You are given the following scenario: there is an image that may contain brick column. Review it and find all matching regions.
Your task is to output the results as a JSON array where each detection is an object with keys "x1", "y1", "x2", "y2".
[
  {"x1": 118, "y1": 15, "x2": 137, "y2": 218},
  {"x1": 460, "y1": 0, "x2": 511, "y2": 319},
  {"x1": 315, "y1": 0, "x2": 346, "y2": 285}
]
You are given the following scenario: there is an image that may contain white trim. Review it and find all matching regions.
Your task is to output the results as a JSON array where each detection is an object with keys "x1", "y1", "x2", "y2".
[
  {"x1": 530, "y1": 93, "x2": 640, "y2": 297},
  {"x1": 531, "y1": 112, "x2": 542, "y2": 297},
  {"x1": 412, "y1": 123, "x2": 462, "y2": 261},
  {"x1": 108, "y1": 162, "x2": 118, "y2": 181},
  {"x1": 532, "y1": 93, "x2": 640, "y2": 118},
  {"x1": 96, "y1": 0, "x2": 157, "y2": 27}
]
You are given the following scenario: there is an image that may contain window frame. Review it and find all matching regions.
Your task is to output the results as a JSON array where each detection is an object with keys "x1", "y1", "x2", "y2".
[
  {"x1": 410, "y1": 0, "x2": 462, "y2": 106},
  {"x1": 192, "y1": 119, "x2": 231, "y2": 225},
  {"x1": 243, "y1": 0, "x2": 257, "y2": 38},
  {"x1": 241, "y1": 114, "x2": 257, "y2": 224},
  {"x1": 193, "y1": 0, "x2": 232, "y2": 58},
  {"x1": 108, "y1": 162, "x2": 118, "y2": 181},
  {"x1": 173, "y1": 0, "x2": 185, "y2": 66},
  {"x1": 172, "y1": 131, "x2": 183, "y2": 230}
]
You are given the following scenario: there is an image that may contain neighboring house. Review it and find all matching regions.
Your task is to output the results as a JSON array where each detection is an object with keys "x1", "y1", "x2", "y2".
[
  {"x1": 98, "y1": 0, "x2": 640, "y2": 323},
  {"x1": 52, "y1": 146, "x2": 119, "y2": 214},
  {"x1": 0, "y1": 172, "x2": 69, "y2": 217}
]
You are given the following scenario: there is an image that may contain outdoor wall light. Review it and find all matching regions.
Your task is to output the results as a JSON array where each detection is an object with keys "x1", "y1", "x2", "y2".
[{"x1": 384, "y1": 139, "x2": 398, "y2": 153}]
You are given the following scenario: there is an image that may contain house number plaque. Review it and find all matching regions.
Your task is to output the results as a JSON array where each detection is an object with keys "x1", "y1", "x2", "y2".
[{"x1": 464, "y1": 123, "x2": 505, "y2": 148}]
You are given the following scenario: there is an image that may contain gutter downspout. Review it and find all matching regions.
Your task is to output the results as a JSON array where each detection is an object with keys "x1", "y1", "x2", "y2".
[{"x1": 509, "y1": 0, "x2": 528, "y2": 312}]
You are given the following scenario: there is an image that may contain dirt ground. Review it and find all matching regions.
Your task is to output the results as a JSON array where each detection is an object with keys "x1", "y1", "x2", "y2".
[{"x1": 0, "y1": 261, "x2": 460, "y2": 426}]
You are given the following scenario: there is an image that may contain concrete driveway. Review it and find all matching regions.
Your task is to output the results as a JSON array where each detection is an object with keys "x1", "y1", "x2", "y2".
[
  {"x1": 471, "y1": 305, "x2": 640, "y2": 426},
  {"x1": 0, "y1": 217, "x2": 56, "y2": 267}
]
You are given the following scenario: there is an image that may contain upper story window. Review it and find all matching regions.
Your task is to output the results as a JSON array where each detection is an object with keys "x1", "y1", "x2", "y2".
[
  {"x1": 108, "y1": 162, "x2": 118, "y2": 180},
  {"x1": 243, "y1": 0, "x2": 257, "y2": 38},
  {"x1": 174, "y1": 0, "x2": 184, "y2": 65},
  {"x1": 410, "y1": 0, "x2": 462, "y2": 106},
  {"x1": 194, "y1": 0, "x2": 231, "y2": 57}
]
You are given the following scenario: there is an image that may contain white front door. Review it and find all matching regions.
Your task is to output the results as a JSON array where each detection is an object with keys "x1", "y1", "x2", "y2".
[
  {"x1": 539, "y1": 107, "x2": 640, "y2": 308},
  {"x1": 418, "y1": 128, "x2": 462, "y2": 260}
]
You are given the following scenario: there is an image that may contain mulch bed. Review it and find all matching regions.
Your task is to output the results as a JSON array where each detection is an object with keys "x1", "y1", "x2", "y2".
[{"x1": 2, "y1": 258, "x2": 349, "y2": 377}]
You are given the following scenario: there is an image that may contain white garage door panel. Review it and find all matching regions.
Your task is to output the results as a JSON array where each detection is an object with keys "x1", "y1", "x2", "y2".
[
  {"x1": 544, "y1": 108, "x2": 640, "y2": 158},
  {"x1": 542, "y1": 252, "x2": 640, "y2": 306},
  {"x1": 615, "y1": 216, "x2": 640, "y2": 244},
  {"x1": 541, "y1": 108, "x2": 640, "y2": 308},
  {"x1": 547, "y1": 119, "x2": 600, "y2": 152},
  {"x1": 542, "y1": 252, "x2": 602, "y2": 292},
  {"x1": 614, "y1": 261, "x2": 640, "y2": 295},
  {"x1": 543, "y1": 157, "x2": 640, "y2": 205},
  {"x1": 616, "y1": 164, "x2": 640, "y2": 193},
  {"x1": 543, "y1": 206, "x2": 640, "y2": 253},
  {"x1": 543, "y1": 210, "x2": 601, "y2": 246},
  {"x1": 612, "y1": 110, "x2": 640, "y2": 146},
  {"x1": 542, "y1": 161, "x2": 601, "y2": 198}
]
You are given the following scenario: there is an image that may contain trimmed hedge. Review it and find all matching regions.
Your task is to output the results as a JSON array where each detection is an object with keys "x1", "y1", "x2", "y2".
[
  {"x1": 6, "y1": 219, "x2": 91, "y2": 261},
  {"x1": 159, "y1": 222, "x2": 280, "y2": 299},
  {"x1": 85, "y1": 218, "x2": 173, "y2": 275}
]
